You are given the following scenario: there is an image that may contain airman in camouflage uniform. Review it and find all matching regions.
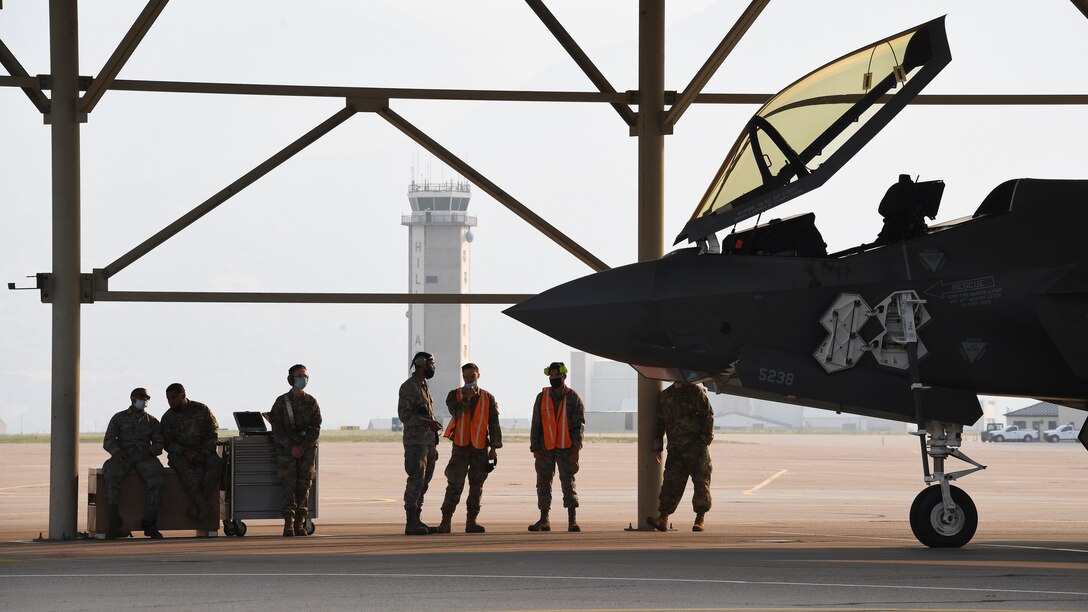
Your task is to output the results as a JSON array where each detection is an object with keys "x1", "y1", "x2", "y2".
[
  {"x1": 102, "y1": 387, "x2": 164, "y2": 539},
  {"x1": 398, "y1": 351, "x2": 443, "y2": 535},
  {"x1": 646, "y1": 381, "x2": 715, "y2": 532},
  {"x1": 270, "y1": 364, "x2": 322, "y2": 537},
  {"x1": 161, "y1": 383, "x2": 223, "y2": 521},
  {"x1": 529, "y1": 362, "x2": 586, "y2": 532},
  {"x1": 437, "y1": 363, "x2": 502, "y2": 534}
]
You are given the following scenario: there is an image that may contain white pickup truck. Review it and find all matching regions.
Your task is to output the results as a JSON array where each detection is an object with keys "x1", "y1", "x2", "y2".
[
  {"x1": 1044, "y1": 424, "x2": 1081, "y2": 442},
  {"x1": 988, "y1": 425, "x2": 1037, "y2": 442}
]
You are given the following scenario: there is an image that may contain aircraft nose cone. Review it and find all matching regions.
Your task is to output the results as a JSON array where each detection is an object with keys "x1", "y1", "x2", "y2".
[{"x1": 504, "y1": 263, "x2": 655, "y2": 363}]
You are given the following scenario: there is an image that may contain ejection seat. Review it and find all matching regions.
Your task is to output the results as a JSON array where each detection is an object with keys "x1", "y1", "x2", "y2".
[{"x1": 874, "y1": 174, "x2": 945, "y2": 245}]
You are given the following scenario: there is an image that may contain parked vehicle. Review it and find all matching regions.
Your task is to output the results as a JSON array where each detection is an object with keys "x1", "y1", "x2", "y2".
[
  {"x1": 1044, "y1": 424, "x2": 1080, "y2": 442},
  {"x1": 980, "y1": 423, "x2": 1005, "y2": 443},
  {"x1": 988, "y1": 425, "x2": 1037, "y2": 442}
]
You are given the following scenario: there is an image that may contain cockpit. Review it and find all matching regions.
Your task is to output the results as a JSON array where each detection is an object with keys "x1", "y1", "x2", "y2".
[{"x1": 675, "y1": 18, "x2": 952, "y2": 249}]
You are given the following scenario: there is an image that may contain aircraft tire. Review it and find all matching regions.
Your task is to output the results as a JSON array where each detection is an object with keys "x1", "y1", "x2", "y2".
[{"x1": 909, "y1": 485, "x2": 977, "y2": 548}]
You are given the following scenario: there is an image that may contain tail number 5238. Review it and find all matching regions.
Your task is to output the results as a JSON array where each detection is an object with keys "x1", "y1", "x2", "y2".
[{"x1": 758, "y1": 368, "x2": 794, "y2": 386}]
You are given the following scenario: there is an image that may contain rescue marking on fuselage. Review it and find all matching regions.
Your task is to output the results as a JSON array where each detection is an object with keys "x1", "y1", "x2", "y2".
[{"x1": 924, "y1": 276, "x2": 1002, "y2": 306}]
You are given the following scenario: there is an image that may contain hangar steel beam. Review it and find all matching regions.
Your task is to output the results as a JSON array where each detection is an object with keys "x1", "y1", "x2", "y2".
[
  {"x1": 0, "y1": 37, "x2": 51, "y2": 114},
  {"x1": 6, "y1": 76, "x2": 1088, "y2": 107},
  {"x1": 636, "y1": 0, "x2": 665, "y2": 531},
  {"x1": 377, "y1": 106, "x2": 610, "y2": 273},
  {"x1": 1071, "y1": 0, "x2": 1088, "y2": 20},
  {"x1": 102, "y1": 105, "x2": 357, "y2": 279},
  {"x1": 664, "y1": 0, "x2": 769, "y2": 129},
  {"x1": 92, "y1": 291, "x2": 533, "y2": 304},
  {"x1": 525, "y1": 0, "x2": 637, "y2": 126},
  {"x1": 693, "y1": 93, "x2": 1088, "y2": 105},
  {"x1": 47, "y1": 0, "x2": 81, "y2": 541},
  {"x1": 94, "y1": 79, "x2": 628, "y2": 103},
  {"x1": 79, "y1": 0, "x2": 170, "y2": 115}
]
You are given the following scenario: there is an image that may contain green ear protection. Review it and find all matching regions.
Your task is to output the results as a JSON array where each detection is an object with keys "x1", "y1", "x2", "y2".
[{"x1": 544, "y1": 362, "x2": 568, "y2": 376}]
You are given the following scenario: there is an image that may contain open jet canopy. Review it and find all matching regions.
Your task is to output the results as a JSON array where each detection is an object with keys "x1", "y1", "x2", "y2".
[{"x1": 676, "y1": 17, "x2": 951, "y2": 245}]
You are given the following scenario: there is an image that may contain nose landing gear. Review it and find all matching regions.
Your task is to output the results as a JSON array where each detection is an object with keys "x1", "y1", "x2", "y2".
[
  {"x1": 909, "y1": 421, "x2": 984, "y2": 548},
  {"x1": 887, "y1": 291, "x2": 985, "y2": 547}
]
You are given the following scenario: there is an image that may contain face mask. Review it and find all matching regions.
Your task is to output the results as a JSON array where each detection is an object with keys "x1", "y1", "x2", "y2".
[
  {"x1": 293, "y1": 376, "x2": 308, "y2": 390},
  {"x1": 549, "y1": 377, "x2": 564, "y2": 389},
  {"x1": 133, "y1": 399, "x2": 147, "y2": 411},
  {"x1": 424, "y1": 367, "x2": 435, "y2": 380}
]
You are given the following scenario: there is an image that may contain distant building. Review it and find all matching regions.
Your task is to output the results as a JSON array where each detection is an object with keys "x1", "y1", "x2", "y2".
[
  {"x1": 499, "y1": 417, "x2": 531, "y2": 432},
  {"x1": 403, "y1": 180, "x2": 476, "y2": 421},
  {"x1": 570, "y1": 352, "x2": 636, "y2": 432},
  {"x1": 367, "y1": 418, "x2": 394, "y2": 431},
  {"x1": 970, "y1": 400, "x2": 1003, "y2": 431},
  {"x1": 715, "y1": 411, "x2": 794, "y2": 430},
  {"x1": 801, "y1": 409, "x2": 903, "y2": 432},
  {"x1": 1002, "y1": 401, "x2": 1085, "y2": 434}
]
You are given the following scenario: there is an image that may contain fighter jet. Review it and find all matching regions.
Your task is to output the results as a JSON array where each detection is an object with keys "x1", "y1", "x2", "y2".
[{"x1": 506, "y1": 17, "x2": 1088, "y2": 548}]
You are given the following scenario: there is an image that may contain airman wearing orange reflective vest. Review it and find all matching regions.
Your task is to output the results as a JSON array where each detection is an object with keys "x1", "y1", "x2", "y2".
[
  {"x1": 529, "y1": 361, "x2": 586, "y2": 532},
  {"x1": 437, "y1": 363, "x2": 502, "y2": 533}
]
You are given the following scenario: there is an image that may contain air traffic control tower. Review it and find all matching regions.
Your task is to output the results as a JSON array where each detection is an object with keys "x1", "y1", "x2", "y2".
[{"x1": 402, "y1": 180, "x2": 476, "y2": 420}]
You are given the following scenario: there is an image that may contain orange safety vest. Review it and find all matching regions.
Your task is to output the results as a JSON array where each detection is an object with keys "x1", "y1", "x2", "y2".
[
  {"x1": 540, "y1": 387, "x2": 572, "y2": 450},
  {"x1": 443, "y1": 388, "x2": 491, "y2": 449}
]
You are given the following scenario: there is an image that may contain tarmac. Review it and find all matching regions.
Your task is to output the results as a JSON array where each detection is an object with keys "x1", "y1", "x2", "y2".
[{"x1": 2, "y1": 433, "x2": 1087, "y2": 611}]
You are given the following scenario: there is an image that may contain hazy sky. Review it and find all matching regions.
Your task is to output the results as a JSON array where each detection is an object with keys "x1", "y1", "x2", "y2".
[{"x1": 2, "y1": 1, "x2": 1087, "y2": 433}]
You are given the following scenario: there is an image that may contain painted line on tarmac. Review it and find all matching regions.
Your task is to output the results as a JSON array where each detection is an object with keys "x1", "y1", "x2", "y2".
[
  {"x1": 0, "y1": 571, "x2": 1085, "y2": 596},
  {"x1": 744, "y1": 469, "x2": 787, "y2": 496},
  {"x1": 507, "y1": 605, "x2": 1088, "y2": 609},
  {"x1": 980, "y1": 543, "x2": 1088, "y2": 554},
  {"x1": 814, "y1": 559, "x2": 1088, "y2": 571},
  {"x1": 0, "y1": 484, "x2": 48, "y2": 492}
]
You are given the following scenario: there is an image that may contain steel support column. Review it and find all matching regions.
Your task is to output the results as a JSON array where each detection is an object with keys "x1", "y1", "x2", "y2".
[
  {"x1": 636, "y1": 0, "x2": 665, "y2": 530},
  {"x1": 47, "y1": 0, "x2": 81, "y2": 541}
]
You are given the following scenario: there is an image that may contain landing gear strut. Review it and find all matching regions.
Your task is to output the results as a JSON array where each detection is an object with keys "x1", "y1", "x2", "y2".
[
  {"x1": 815, "y1": 290, "x2": 990, "y2": 547},
  {"x1": 889, "y1": 291, "x2": 986, "y2": 548},
  {"x1": 910, "y1": 421, "x2": 984, "y2": 547}
]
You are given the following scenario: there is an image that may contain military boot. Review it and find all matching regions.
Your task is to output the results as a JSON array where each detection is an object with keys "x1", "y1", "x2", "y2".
[
  {"x1": 692, "y1": 512, "x2": 706, "y2": 532},
  {"x1": 527, "y1": 510, "x2": 550, "y2": 532},
  {"x1": 405, "y1": 509, "x2": 429, "y2": 536},
  {"x1": 465, "y1": 512, "x2": 485, "y2": 533},
  {"x1": 646, "y1": 512, "x2": 669, "y2": 532},
  {"x1": 141, "y1": 517, "x2": 163, "y2": 539},
  {"x1": 437, "y1": 511, "x2": 452, "y2": 534},
  {"x1": 282, "y1": 510, "x2": 296, "y2": 537},
  {"x1": 105, "y1": 504, "x2": 122, "y2": 540},
  {"x1": 567, "y1": 507, "x2": 581, "y2": 532},
  {"x1": 294, "y1": 509, "x2": 309, "y2": 536}
]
